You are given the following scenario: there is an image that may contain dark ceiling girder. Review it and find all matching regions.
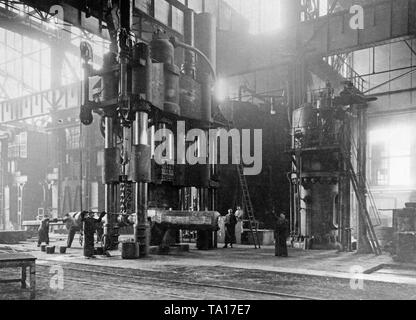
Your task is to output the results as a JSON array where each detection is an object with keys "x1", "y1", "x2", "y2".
[
  {"x1": 0, "y1": 7, "x2": 80, "y2": 55},
  {"x1": 16, "y1": 0, "x2": 185, "y2": 41}
]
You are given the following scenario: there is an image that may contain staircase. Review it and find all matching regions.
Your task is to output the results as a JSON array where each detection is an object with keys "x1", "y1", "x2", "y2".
[
  {"x1": 236, "y1": 164, "x2": 261, "y2": 249},
  {"x1": 325, "y1": 54, "x2": 367, "y2": 92},
  {"x1": 341, "y1": 141, "x2": 382, "y2": 255},
  {"x1": 309, "y1": 53, "x2": 367, "y2": 93}
]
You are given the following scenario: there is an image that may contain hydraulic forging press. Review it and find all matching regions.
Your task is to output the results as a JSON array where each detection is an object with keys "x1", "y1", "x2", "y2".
[
  {"x1": 79, "y1": 1, "x2": 219, "y2": 255},
  {"x1": 289, "y1": 81, "x2": 378, "y2": 252}
]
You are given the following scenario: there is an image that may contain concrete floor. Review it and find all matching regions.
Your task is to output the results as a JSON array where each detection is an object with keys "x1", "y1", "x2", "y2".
[{"x1": 1, "y1": 233, "x2": 416, "y2": 300}]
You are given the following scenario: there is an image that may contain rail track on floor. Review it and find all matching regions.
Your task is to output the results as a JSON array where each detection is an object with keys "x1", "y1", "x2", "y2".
[{"x1": 35, "y1": 259, "x2": 321, "y2": 300}]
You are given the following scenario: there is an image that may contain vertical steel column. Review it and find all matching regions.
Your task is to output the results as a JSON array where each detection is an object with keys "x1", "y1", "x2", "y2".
[
  {"x1": 134, "y1": 112, "x2": 149, "y2": 257},
  {"x1": 118, "y1": 32, "x2": 130, "y2": 215},
  {"x1": 134, "y1": 45, "x2": 151, "y2": 257},
  {"x1": 195, "y1": 13, "x2": 216, "y2": 82},
  {"x1": 104, "y1": 116, "x2": 118, "y2": 249},
  {"x1": 0, "y1": 138, "x2": 6, "y2": 230},
  {"x1": 195, "y1": 12, "x2": 216, "y2": 249},
  {"x1": 357, "y1": 105, "x2": 371, "y2": 253},
  {"x1": 195, "y1": 12, "x2": 216, "y2": 213},
  {"x1": 340, "y1": 175, "x2": 351, "y2": 251},
  {"x1": 183, "y1": 9, "x2": 196, "y2": 78}
]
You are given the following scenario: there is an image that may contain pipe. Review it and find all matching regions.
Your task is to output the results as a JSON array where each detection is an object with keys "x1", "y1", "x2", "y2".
[{"x1": 170, "y1": 37, "x2": 217, "y2": 82}]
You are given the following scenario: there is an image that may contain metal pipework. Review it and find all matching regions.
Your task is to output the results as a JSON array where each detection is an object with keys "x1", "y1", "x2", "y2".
[{"x1": 169, "y1": 37, "x2": 217, "y2": 82}]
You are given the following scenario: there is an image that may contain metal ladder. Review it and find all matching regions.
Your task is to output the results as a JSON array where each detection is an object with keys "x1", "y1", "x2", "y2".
[
  {"x1": 236, "y1": 164, "x2": 261, "y2": 249},
  {"x1": 349, "y1": 137, "x2": 382, "y2": 227},
  {"x1": 342, "y1": 148, "x2": 382, "y2": 255}
]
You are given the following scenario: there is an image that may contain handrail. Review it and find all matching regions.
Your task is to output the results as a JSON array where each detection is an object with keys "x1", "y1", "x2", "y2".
[{"x1": 324, "y1": 54, "x2": 367, "y2": 92}]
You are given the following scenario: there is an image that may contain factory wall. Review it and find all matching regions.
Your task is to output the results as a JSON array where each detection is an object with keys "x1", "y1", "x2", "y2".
[
  {"x1": 353, "y1": 40, "x2": 416, "y2": 229},
  {"x1": 218, "y1": 101, "x2": 290, "y2": 228}
]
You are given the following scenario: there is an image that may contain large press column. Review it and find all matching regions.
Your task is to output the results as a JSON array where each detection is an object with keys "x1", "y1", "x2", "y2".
[
  {"x1": 104, "y1": 116, "x2": 119, "y2": 250},
  {"x1": 357, "y1": 105, "x2": 371, "y2": 253},
  {"x1": 132, "y1": 44, "x2": 152, "y2": 258},
  {"x1": 134, "y1": 113, "x2": 149, "y2": 257},
  {"x1": 340, "y1": 118, "x2": 352, "y2": 251},
  {"x1": 195, "y1": 12, "x2": 216, "y2": 249},
  {"x1": 195, "y1": 13, "x2": 216, "y2": 204}
]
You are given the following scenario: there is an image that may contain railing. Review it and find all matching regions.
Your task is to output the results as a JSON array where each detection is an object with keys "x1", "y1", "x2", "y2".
[
  {"x1": 291, "y1": 126, "x2": 341, "y2": 151},
  {"x1": 0, "y1": 83, "x2": 81, "y2": 123},
  {"x1": 324, "y1": 54, "x2": 367, "y2": 92},
  {"x1": 297, "y1": 0, "x2": 414, "y2": 58}
]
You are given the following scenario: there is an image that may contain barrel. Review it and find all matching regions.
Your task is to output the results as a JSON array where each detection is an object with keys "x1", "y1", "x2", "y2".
[
  {"x1": 46, "y1": 246, "x2": 55, "y2": 254},
  {"x1": 121, "y1": 241, "x2": 140, "y2": 259},
  {"x1": 95, "y1": 247, "x2": 104, "y2": 256}
]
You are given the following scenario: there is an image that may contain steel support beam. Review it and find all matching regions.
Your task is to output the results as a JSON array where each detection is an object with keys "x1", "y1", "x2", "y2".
[{"x1": 356, "y1": 105, "x2": 372, "y2": 254}]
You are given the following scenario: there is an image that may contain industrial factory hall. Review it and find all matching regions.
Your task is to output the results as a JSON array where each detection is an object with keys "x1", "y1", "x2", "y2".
[{"x1": 1, "y1": 0, "x2": 416, "y2": 305}]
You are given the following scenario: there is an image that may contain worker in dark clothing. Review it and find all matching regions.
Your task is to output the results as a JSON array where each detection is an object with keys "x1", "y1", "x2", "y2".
[
  {"x1": 37, "y1": 216, "x2": 58, "y2": 247},
  {"x1": 80, "y1": 211, "x2": 107, "y2": 258},
  {"x1": 62, "y1": 212, "x2": 83, "y2": 248},
  {"x1": 275, "y1": 213, "x2": 289, "y2": 257},
  {"x1": 223, "y1": 209, "x2": 237, "y2": 248}
]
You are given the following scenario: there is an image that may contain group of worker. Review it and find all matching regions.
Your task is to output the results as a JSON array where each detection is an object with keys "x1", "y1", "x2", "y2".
[
  {"x1": 39, "y1": 207, "x2": 290, "y2": 258},
  {"x1": 222, "y1": 207, "x2": 290, "y2": 257},
  {"x1": 37, "y1": 211, "x2": 107, "y2": 258}
]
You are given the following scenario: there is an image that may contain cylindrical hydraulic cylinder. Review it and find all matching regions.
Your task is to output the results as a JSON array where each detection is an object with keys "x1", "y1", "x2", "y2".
[
  {"x1": 150, "y1": 38, "x2": 180, "y2": 115},
  {"x1": 150, "y1": 38, "x2": 175, "y2": 65}
]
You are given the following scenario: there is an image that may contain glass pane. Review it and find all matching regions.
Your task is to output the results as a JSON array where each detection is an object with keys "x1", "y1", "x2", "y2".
[
  {"x1": 390, "y1": 157, "x2": 411, "y2": 186},
  {"x1": 154, "y1": 0, "x2": 170, "y2": 25}
]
